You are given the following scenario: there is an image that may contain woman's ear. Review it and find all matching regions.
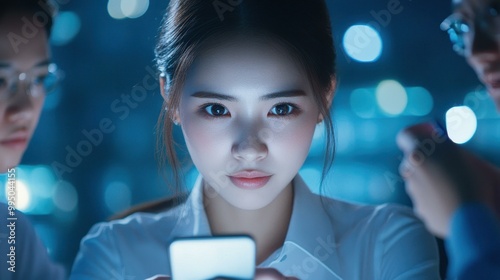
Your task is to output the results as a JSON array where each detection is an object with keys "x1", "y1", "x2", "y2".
[
  {"x1": 160, "y1": 75, "x2": 168, "y2": 101},
  {"x1": 318, "y1": 75, "x2": 337, "y2": 123},
  {"x1": 160, "y1": 74, "x2": 181, "y2": 125},
  {"x1": 326, "y1": 75, "x2": 337, "y2": 110}
]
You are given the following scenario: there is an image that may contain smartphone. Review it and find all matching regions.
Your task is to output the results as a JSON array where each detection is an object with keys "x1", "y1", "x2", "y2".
[{"x1": 169, "y1": 235, "x2": 256, "y2": 280}]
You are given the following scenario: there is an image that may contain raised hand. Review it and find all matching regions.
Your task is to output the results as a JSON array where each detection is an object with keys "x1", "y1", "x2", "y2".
[{"x1": 397, "y1": 122, "x2": 500, "y2": 237}]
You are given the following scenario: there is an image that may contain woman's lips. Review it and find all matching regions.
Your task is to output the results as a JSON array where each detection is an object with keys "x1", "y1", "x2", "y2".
[
  {"x1": 487, "y1": 79, "x2": 500, "y2": 90},
  {"x1": 482, "y1": 71, "x2": 500, "y2": 88},
  {"x1": 229, "y1": 176, "x2": 272, "y2": 190},
  {"x1": 0, "y1": 137, "x2": 28, "y2": 149},
  {"x1": 228, "y1": 170, "x2": 272, "y2": 190},
  {"x1": 482, "y1": 78, "x2": 500, "y2": 98}
]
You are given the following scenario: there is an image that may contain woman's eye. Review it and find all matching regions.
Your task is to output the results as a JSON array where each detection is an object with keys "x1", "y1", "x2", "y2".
[
  {"x1": 269, "y1": 103, "x2": 296, "y2": 116},
  {"x1": 203, "y1": 104, "x2": 230, "y2": 117},
  {"x1": 0, "y1": 77, "x2": 7, "y2": 89},
  {"x1": 32, "y1": 75, "x2": 47, "y2": 86}
]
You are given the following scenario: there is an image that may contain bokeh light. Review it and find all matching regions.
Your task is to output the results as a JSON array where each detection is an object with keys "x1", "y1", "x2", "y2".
[
  {"x1": 350, "y1": 88, "x2": 377, "y2": 118},
  {"x1": 108, "y1": 0, "x2": 126, "y2": 19},
  {"x1": 31, "y1": 166, "x2": 58, "y2": 198},
  {"x1": 2, "y1": 166, "x2": 60, "y2": 214},
  {"x1": 299, "y1": 167, "x2": 322, "y2": 194},
  {"x1": 446, "y1": 106, "x2": 478, "y2": 144},
  {"x1": 327, "y1": 163, "x2": 397, "y2": 203},
  {"x1": 104, "y1": 181, "x2": 132, "y2": 213},
  {"x1": 53, "y1": 181, "x2": 78, "y2": 212},
  {"x1": 50, "y1": 11, "x2": 81, "y2": 46},
  {"x1": 375, "y1": 80, "x2": 408, "y2": 115},
  {"x1": 343, "y1": 25, "x2": 383, "y2": 63},
  {"x1": 121, "y1": 0, "x2": 150, "y2": 18},
  {"x1": 108, "y1": 0, "x2": 150, "y2": 19},
  {"x1": 405, "y1": 87, "x2": 434, "y2": 116},
  {"x1": 13, "y1": 180, "x2": 31, "y2": 212},
  {"x1": 334, "y1": 114, "x2": 356, "y2": 154}
]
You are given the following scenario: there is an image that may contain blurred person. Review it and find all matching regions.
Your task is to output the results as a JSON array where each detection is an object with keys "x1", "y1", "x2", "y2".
[
  {"x1": 398, "y1": 0, "x2": 500, "y2": 279},
  {"x1": 0, "y1": 1, "x2": 65, "y2": 279},
  {"x1": 71, "y1": 0, "x2": 440, "y2": 279}
]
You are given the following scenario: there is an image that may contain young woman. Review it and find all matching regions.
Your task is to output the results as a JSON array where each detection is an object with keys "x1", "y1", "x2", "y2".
[
  {"x1": 71, "y1": 0, "x2": 440, "y2": 279},
  {"x1": 0, "y1": 1, "x2": 65, "y2": 279}
]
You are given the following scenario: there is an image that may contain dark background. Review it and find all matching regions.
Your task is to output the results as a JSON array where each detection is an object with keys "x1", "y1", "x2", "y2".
[{"x1": 1, "y1": 0, "x2": 499, "y2": 275}]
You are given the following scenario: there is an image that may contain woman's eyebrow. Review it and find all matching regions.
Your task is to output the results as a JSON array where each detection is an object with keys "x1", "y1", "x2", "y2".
[
  {"x1": 34, "y1": 59, "x2": 51, "y2": 67},
  {"x1": 260, "y1": 90, "x2": 306, "y2": 100},
  {"x1": 0, "y1": 59, "x2": 51, "y2": 70},
  {"x1": 0, "y1": 62, "x2": 11, "y2": 69},
  {"x1": 190, "y1": 90, "x2": 306, "y2": 101},
  {"x1": 191, "y1": 91, "x2": 236, "y2": 101}
]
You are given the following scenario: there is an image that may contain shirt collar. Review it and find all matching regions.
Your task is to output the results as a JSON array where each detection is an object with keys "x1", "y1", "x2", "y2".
[
  {"x1": 284, "y1": 175, "x2": 335, "y2": 249},
  {"x1": 169, "y1": 175, "x2": 212, "y2": 239},
  {"x1": 169, "y1": 175, "x2": 336, "y2": 255}
]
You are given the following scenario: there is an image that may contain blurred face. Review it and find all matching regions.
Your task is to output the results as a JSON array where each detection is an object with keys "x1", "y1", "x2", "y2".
[
  {"x1": 453, "y1": 0, "x2": 500, "y2": 109},
  {"x1": 177, "y1": 36, "x2": 322, "y2": 210},
  {"x1": 0, "y1": 13, "x2": 49, "y2": 172}
]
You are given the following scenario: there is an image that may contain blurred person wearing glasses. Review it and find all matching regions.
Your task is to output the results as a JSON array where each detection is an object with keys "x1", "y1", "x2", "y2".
[
  {"x1": 397, "y1": 0, "x2": 500, "y2": 279},
  {"x1": 0, "y1": 1, "x2": 65, "y2": 279}
]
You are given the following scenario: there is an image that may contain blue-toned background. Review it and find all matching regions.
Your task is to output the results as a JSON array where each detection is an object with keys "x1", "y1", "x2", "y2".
[{"x1": 1, "y1": 0, "x2": 499, "y2": 274}]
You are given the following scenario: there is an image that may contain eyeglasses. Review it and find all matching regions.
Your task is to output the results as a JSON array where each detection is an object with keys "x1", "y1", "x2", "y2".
[
  {"x1": 441, "y1": 3, "x2": 500, "y2": 56},
  {"x1": 0, "y1": 63, "x2": 61, "y2": 102}
]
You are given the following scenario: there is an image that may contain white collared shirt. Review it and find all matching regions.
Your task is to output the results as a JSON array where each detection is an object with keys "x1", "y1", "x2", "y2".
[{"x1": 71, "y1": 176, "x2": 440, "y2": 279}]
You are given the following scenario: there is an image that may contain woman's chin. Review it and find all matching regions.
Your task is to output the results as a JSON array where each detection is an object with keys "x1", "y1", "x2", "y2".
[{"x1": 0, "y1": 150, "x2": 22, "y2": 173}]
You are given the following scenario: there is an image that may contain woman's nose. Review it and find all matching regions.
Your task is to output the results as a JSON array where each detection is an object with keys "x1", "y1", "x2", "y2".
[
  {"x1": 5, "y1": 85, "x2": 36, "y2": 123},
  {"x1": 231, "y1": 125, "x2": 269, "y2": 162}
]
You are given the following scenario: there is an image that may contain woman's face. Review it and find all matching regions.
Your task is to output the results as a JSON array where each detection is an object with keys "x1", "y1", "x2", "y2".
[
  {"x1": 453, "y1": 0, "x2": 500, "y2": 109},
  {"x1": 0, "y1": 13, "x2": 49, "y2": 172},
  {"x1": 178, "y1": 36, "x2": 323, "y2": 210}
]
